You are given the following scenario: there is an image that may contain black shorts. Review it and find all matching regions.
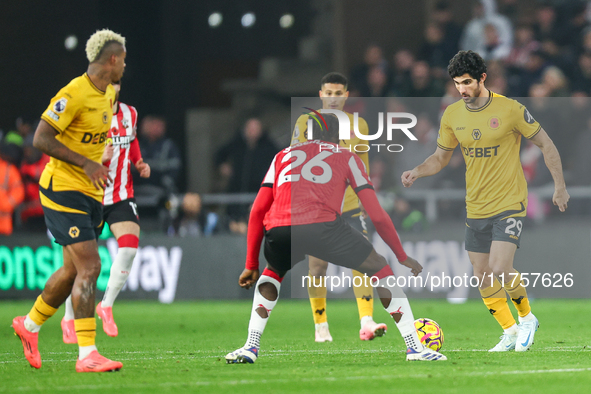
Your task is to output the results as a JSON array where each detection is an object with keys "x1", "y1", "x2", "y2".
[
  {"x1": 342, "y1": 208, "x2": 368, "y2": 235},
  {"x1": 40, "y1": 183, "x2": 103, "y2": 246},
  {"x1": 103, "y1": 198, "x2": 139, "y2": 227},
  {"x1": 263, "y1": 216, "x2": 374, "y2": 273},
  {"x1": 465, "y1": 204, "x2": 526, "y2": 253}
]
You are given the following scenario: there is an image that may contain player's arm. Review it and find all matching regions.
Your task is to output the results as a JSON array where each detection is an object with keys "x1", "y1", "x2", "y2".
[
  {"x1": 401, "y1": 147, "x2": 454, "y2": 188},
  {"x1": 347, "y1": 155, "x2": 422, "y2": 275},
  {"x1": 529, "y1": 128, "x2": 569, "y2": 212},
  {"x1": 240, "y1": 186, "x2": 274, "y2": 289},
  {"x1": 130, "y1": 138, "x2": 150, "y2": 178},
  {"x1": 240, "y1": 155, "x2": 278, "y2": 289},
  {"x1": 33, "y1": 120, "x2": 112, "y2": 189}
]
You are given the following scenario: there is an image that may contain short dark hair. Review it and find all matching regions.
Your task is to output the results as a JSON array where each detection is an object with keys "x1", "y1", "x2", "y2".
[
  {"x1": 311, "y1": 113, "x2": 340, "y2": 144},
  {"x1": 320, "y1": 72, "x2": 348, "y2": 90},
  {"x1": 447, "y1": 50, "x2": 487, "y2": 82}
]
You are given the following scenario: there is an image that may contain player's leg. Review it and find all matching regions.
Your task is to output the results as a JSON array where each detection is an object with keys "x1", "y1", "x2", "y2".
[
  {"x1": 355, "y1": 249, "x2": 446, "y2": 361},
  {"x1": 13, "y1": 244, "x2": 77, "y2": 368},
  {"x1": 347, "y1": 213, "x2": 385, "y2": 341},
  {"x1": 469, "y1": 250, "x2": 519, "y2": 351},
  {"x1": 97, "y1": 218, "x2": 140, "y2": 337},
  {"x1": 488, "y1": 240, "x2": 537, "y2": 352},
  {"x1": 226, "y1": 226, "x2": 291, "y2": 364},
  {"x1": 308, "y1": 256, "x2": 332, "y2": 342},
  {"x1": 62, "y1": 295, "x2": 77, "y2": 344}
]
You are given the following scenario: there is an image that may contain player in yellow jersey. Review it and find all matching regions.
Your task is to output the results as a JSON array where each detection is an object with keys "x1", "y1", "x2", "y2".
[
  {"x1": 12, "y1": 29, "x2": 126, "y2": 372},
  {"x1": 292, "y1": 72, "x2": 388, "y2": 342},
  {"x1": 402, "y1": 50, "x2": 569, "y2": 352}
]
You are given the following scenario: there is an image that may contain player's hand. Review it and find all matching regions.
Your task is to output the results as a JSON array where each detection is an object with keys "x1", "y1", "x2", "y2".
[
  {"x1": 359, "y1": 200, "x2": 368, "y2": 219},
  {"x1": 399, "y1": 256, "x2": 422, "y2": 277},
  {"x1": 401, "y1": 169, "x2": 418, "y2": 188},
  {"x1": 135, "y1": 158, "x2": 151, "y2": 178},
  {"x1": 83, "y1": 159, "x2": 112, "y2": 190},
  {"x1": 239, "y1": 268, "x2": 259, "y2": 289},
  {"x1": 101, "y1": 140, "x2": 114, "y2": 163},
  {"x1": 553, "y1": 187, "x2": 569, "y2": 212}
]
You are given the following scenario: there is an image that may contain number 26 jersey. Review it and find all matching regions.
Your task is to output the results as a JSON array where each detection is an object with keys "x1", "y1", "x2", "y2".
[{"x1": 261, "y1": 140, "x2": 373, "y2": 229}]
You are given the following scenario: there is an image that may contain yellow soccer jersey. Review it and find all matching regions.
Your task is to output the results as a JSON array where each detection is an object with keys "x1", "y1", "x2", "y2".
[
  {"x1": 291, "y1": 111, "x2": 370, "y2": 214},
  {"x1": 40, "y1": 73, "x2": 116, "y2": 202},
  {"x1": 437, "y1": 92, "x2": 541, "y2": 219}
]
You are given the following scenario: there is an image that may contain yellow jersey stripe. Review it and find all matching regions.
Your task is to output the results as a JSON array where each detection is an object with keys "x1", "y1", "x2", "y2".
[{"x1": 40, "y1": 192, "x2": 88, "y2": 215}]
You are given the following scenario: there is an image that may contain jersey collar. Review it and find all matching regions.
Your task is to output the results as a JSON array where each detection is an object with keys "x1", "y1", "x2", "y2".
[
  {"x1": 465, "y1": 90, "x2": 493, "y2": 112},
  {"x1": 84, "y1": 73, "x2": 107, "y2": 95}
]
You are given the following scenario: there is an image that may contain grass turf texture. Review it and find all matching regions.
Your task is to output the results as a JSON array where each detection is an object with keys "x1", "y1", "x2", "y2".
[{"x1": 1, "y1": 299, "x2": 590, "y2": 393}]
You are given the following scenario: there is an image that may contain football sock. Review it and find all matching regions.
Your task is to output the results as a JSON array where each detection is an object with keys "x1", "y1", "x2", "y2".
[
  {"x1": 102, "y1": 235, "x2": 138, "y2": 308},
  {"x1": 245, "y1": 269, "x2": 283, "y2": 349},
  {"x1": 373, "y1": 266, "x2": 423, "y2": 351},
  {"x1": 308, "y1": 272, "x2": 328, "y2": 324},
  {"x1": 75, "y1": 318, "x2": 97, "y2": 359},
  {"x1": 479, "y1": 277, "x2": 516, "y2": 330},
  {"x1": 352, "y1": 269, "x2": 374, "y2": 322},
  {"x1": 64, "y1": 295, "x2": 74, "y2": 320},
  {"x1": 503, "y1": 270, "x2": 531, "y2": 318},
  {"x1": 518, "y1": 312, "x2": 536, "y2": 323},
  {"x1": 26, "y1": 295, "x2": 58, "y2": 332},
  {"x1": 505, "y1": 324, "x2": 519, "y2": 336},
  {"x1": 360, "y1": 315, "x2": 374, "y2": 328}
]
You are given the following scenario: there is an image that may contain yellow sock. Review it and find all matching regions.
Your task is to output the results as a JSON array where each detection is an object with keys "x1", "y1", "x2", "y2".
[
  {"x1": 308, "y1": 272, "x2": 327, "y2": 324},
  {"x1": 28, "y1": 295, "x2": 58, "y2": 326},
  {"x1": 479, "y1": 277, "x2": 516, "y2": 330},
  {"x1": 503, "y1": 271, "x2": 531, "y2": 318},
  {"x1": 74, "y1": 318, "x2": 96, "y2": 347},
  {"x1": 352, "y1": 270, "x2": 373, "y2": 320}
]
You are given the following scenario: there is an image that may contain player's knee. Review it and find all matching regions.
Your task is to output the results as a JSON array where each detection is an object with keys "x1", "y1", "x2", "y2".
[
  {"x1": 77, "y1": 262, "x2": 101, "y2": 282},
  {"x1": 359, "y1": 250, "x2": 387, "y2": 276},
  {"x1": 308, "y1": 258, "x2": 328, "y2": 276},
  {"x1": 258, "y1": 282, "x2": 278, "y2": 301}
]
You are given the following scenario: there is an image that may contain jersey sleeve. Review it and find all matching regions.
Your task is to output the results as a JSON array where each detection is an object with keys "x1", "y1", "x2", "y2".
[
  {"x1": 291, "y1": 115, "x2": 310, "y2": 145},
  {"x1": 436, "y1": 108, "x2": 458, "y2": 151},
  {"x1": 346, "y1": 154, "x2": 373, "y2": 193},
  {"x1": 512, "y1": 100, "x2": 542, "y2": 139},
  {"x1": 40, "y1": 85, "x2": 83, "y2": 133},
  {"x1": 356, "y1": 117, "x2": 370, "y2": 176},
  {"x1": 261, "y1": 154, "x2": 279, "y2": 188}
]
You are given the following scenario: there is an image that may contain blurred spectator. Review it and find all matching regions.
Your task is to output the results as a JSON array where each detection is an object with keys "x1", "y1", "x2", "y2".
[
  {"x1": 560, "y1": 2, "x2": 589, "y2": 53},
  {"x1": 19, "y1": 135, "x2": 50, "y2": 228},
  {"x1": 572, "y1": 51, "x2": 591, "y2": 94},
  {"x1": 390, "y1": 49, "x2": 415, "y2": 95},
  {"x1": 419, "y1": 22, "x2": 454, "y2": 70},
  {"x1": 396, "y1": 61, "x2": 444, "y2": 97},
  {"x1": 480, "y1": 23, "x2": 511, "y2": 60},
  {"x1": 506, "y1": 24, "x2": 540, "y2": 68},
  {"x1": 532, "y1": 3, "x2": 560, "y2": 44},
  {"x1": 461, "y1": 0, "x2": 514, "y2": 58},
  {"x1": 350, "y1": 44, "x2": 392, "y2": 96},
  {"x1": 431, "y1": 1, "x2": 462, "y2": 55},
  {"x1": 214, "y1": 117, "x2": 278, "y2": 232},
  {"x1": 541, "y1": 66, "x2": 569, "y2": 96},
  {"x1": 365, "y1": 66, "x2": 389, "y2": 97},
  {"x1": 134, "y1": 115, "x2": 182, "y2": 193},
  {"x1": 177, "y1": 193, "x2": 205, "y2": 237},
  {"x1": 0, "y1": 143, "x2": 25, "y2": 235},
  {"x1": 508, "y1": 49, "x2": 548, "y2": 96}
]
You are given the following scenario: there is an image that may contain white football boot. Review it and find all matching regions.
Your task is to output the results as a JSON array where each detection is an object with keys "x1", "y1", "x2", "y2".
[
  {"x1": 225, "y1": 347, "x2": 259, "y2": 364},
  {"x1": 489, "y1": 333, "x2": 518, "y2": 352},
  {"x1": 515, "y1": 315, "x2": 539, "y2": 352},
  {"x1": 315, "y1": 322, "x2": 333, "y2": 343}
]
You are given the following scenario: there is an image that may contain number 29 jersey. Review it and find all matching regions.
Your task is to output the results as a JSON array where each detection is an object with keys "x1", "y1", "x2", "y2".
[{"x1": 261, "y1": 140, "x2": 373, "y2": 229}]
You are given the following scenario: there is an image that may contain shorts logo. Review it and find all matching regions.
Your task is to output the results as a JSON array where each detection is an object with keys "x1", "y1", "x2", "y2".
[
  {"x1": 53, "y1": 98, "x2": 67, "y2": 113},
  {"x1": 69, "y1": 226, "x2": 80, "y2": 238},
  {"x1": 102, "y1": 111, "x2": 108, "y2": 124},
  {"x1": 472, "y1": 129, "x2": 481, "y2": 140},
  {"x1": 524, "y1": 108, "x2": 535, "y2": 124}
]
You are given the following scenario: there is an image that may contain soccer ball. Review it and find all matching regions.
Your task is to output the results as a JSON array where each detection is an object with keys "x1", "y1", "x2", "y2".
[{"x1": 414, "y1": 318, "x2": 444, "y2": 351}]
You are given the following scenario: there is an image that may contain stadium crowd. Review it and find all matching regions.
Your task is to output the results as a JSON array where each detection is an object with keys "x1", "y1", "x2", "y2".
[{"x1": 2, "y1": 0, "x2": 591, "y2": 236}]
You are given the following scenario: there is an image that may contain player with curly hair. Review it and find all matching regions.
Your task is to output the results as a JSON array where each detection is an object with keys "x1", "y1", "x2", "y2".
[{"x1": 402, "y1": 50, "x2": 569, "y2": 352}]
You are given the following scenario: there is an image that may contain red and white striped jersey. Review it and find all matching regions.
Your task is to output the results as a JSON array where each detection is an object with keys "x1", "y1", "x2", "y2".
[{"x1": 103, "y1": 102, "x2": 141, "y2": 205}]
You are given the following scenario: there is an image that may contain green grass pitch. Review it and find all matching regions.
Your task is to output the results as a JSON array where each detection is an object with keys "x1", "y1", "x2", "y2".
[{"x1": 1, "y1": 299, "x2": 590, "y2": 393}]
